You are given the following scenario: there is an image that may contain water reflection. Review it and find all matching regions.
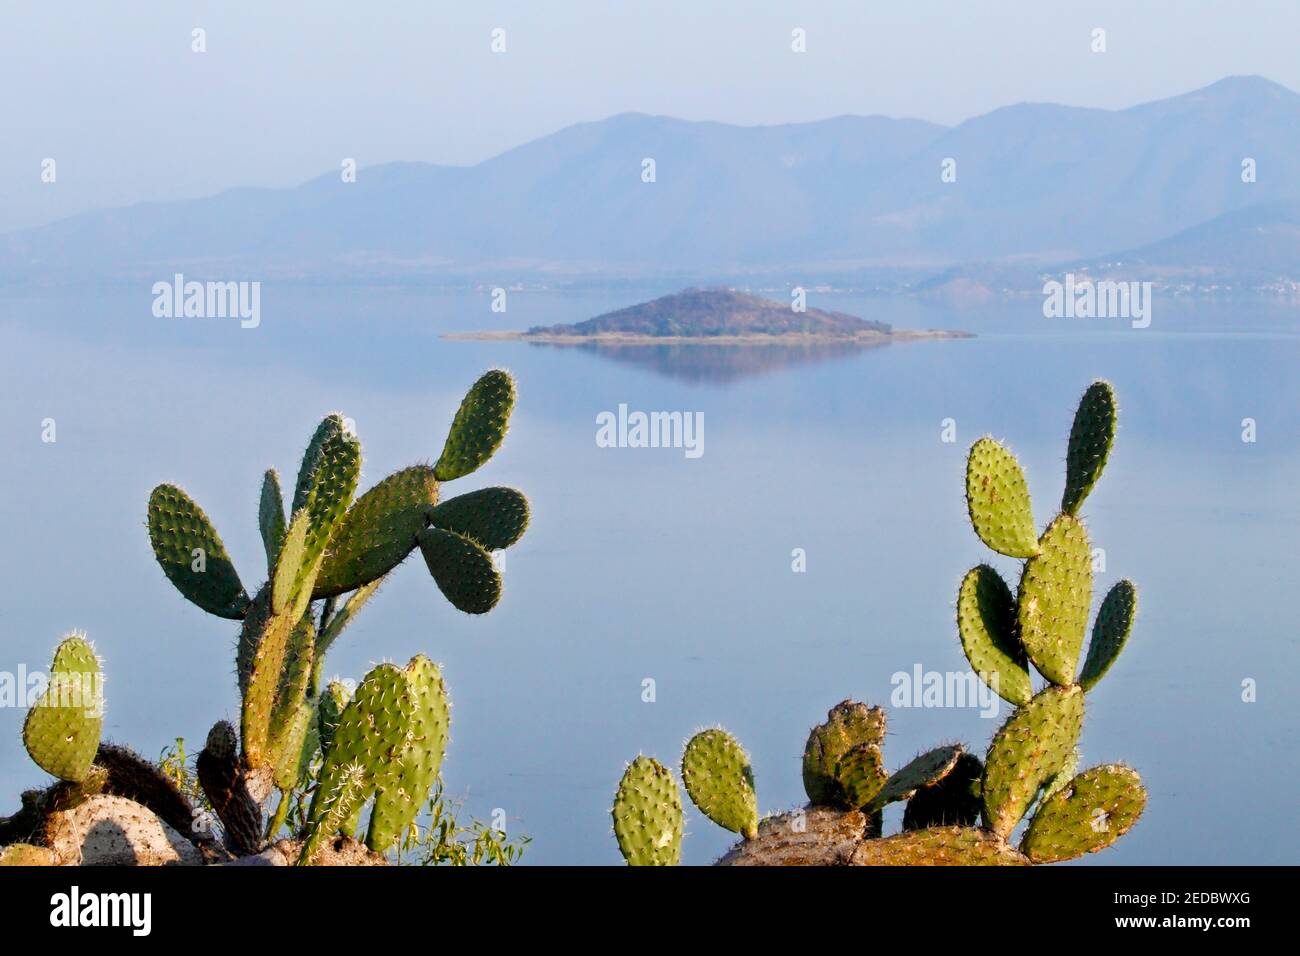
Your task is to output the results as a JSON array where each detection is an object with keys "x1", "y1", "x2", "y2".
[{"x1": 525, "y1": 338, "x2": 889, "y2": 383}]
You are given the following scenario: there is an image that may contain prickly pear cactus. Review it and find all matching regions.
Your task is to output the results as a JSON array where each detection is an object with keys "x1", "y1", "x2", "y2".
[
  {"x1": 612, "y1": 381, "x2": 1146, "y2": 867},
  {"x1": 801, "y1": 700, "x2": 886, "y2": 807},
  {"x1": 22, "y1": 634, "x2": 103, "y2": 783},
  {"x1": 299, "y1": 663, "x2": 415, "y2": 865},
  {"x1": 1020, "y1": 764, "x2": 1146, "y2": 862},
  {"x1": 680, "y1": 729, "x2": 758, "y2": 839},
  {"x1": 434, "y1": 369, "x2": 516, "y2": 481},
  {"x1": 132, "y1": 370, "x2": 527, "y2": 858},
  {"x1": 366, "y1": 656, "x2": 451, "y2": 853},
  {"x1": 612, "y1": 756, "x2": 683, "y2": 866}
]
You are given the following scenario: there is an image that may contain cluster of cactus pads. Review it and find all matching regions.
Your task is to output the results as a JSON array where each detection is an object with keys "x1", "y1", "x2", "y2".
[
  {"x1": 1, "y1": 371, "x2": 527, "y2": 866},
  {"x1": 613, "y1": 381, "x2": 1146, "y2": 865}
]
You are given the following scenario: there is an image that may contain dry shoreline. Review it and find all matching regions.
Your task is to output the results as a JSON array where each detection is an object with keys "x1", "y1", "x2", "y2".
[{"x1": 442, "y1": 329, "x2": 972, "y2": 345}]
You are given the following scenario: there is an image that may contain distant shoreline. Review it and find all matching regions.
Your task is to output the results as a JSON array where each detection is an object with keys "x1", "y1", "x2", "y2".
[{"x1": 442, "y1": 329, "x2": 972, "y2": 345}]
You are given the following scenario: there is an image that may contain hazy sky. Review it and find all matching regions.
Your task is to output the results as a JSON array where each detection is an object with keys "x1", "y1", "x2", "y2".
[{"x1": 3, "y1": 0, "x2": 1297, "y2": 231}]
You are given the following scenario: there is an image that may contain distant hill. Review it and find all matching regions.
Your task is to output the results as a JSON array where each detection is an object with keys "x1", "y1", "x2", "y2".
[
  {"x1": 1080, "y1": 200, "x2": 1300, "y2": 282},
  {"x1": 528, "y1": 288, "x2": 891, "y2": 338},
  {"x1": 3, "y1": 76, "x2": 1300, "y2": 285}
]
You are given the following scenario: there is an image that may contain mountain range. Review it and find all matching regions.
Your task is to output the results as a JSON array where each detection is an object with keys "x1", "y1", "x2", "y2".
[{"x1": 4, "y1": 75, "x2": 1300, "y2": 289}]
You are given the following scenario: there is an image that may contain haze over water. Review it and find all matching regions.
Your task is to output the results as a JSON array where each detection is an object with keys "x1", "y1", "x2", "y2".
[{"x1": 0, "y1": 287, "x2": 1296, "y2": 864}]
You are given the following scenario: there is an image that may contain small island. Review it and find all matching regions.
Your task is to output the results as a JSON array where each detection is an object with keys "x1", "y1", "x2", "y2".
[{"x1": 444, "y1": 288, "x2": 969, "y2": 345}]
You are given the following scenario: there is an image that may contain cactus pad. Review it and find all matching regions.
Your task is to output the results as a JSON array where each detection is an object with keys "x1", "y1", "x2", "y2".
[
  {"x1": 850, "y1": 826, "x2": 1028, "y2": 866},
  {"x1": 982, "y1": 684, "x2": 1085, "y2": 837},
  {"x1": 957, "y1": 565, "x2": 1031, "y2": 705},
  {"x1": 301, "y1": 663, "x2": 415, "y2": 864},
  {"x1": 965, "y1": 438, "x2": 1039, "y2": 558},
  {"x1": 612, "y1": 755, "x2": 683, "y2": 866},
  {"x1": 428, "y1": 487, "x2": 530, "y2": 551},
  {"x1": 680, "y1": 728, "x2": 758, "y2": 838},
  {"x1": 266, "y1": 616, "x2": 316, "y2": 779},
  {"x1": 1018, "y1": 513, "x2": 1093, "y2": 685},
  {"x1": 23, "y1": 634, "x2": 103, "y2": 783},
  {"x1": 196, "y1": 720, "x2": 263, "y2": 856},
  {"x1": 317, "y1": 680, "x2": 352, "y2": 755},
  {"x1": 417, "y1": 526, "x2": 503, "y2": 614},
  {"x1": 314, "y1": 466, "x2": 439, "y2": 599},
  {"x1": 834, "y1": 743, "x2": 887, "y2": 810},
  {"x1": 147, "y1": 484, "x2": 249, "y2": 620},
  {"x1": 271, "y1": 510, "x2": 309, "y2": 614},
  {"x1": 1079, "y1": 580, "x2": 1137, "y2": 691},
  {"x1": 258, "y1": 468, "x2": 286, "y2": 574},
  {"x1": 367, "y1": 656, "x2": 451, "y2": 852},
  {"x1": 294, "y1": 426, "x2": 361, "y2": 600},
  {"x1": 1062, "y1": 380, "x2": 1117, "y2": 516},
  {"x1": 434, "y1": 370, "x2": 515, "y2": 481},
  {"x1": 292, "y1": 414, "x2": 346, "y2": 514},
  {"x1": 0, "y1": 843, "x2": 57, "y2": 866},
  {"x1": 802, "y1": 700, "x2": 887, "y2": 806},
  {"x1": 1021, "y1": 764, "x2": 1146, "y2": 863},
  {"x1": 866, "y1": 745, "x2": 964, "y2": 812},
  {"x1": 902, "y1": 752, "x2": 984, "y2": 831}
]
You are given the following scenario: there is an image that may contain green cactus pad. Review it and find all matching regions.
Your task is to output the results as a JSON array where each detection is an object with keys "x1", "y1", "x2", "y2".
[
  {"x1": 903, "y1": 752, "x2": 984, "y2": 831},
  {"x1": 428, "y1": 487, "x2": 530, "y2": 551},
  {"x1": 271, "y1": 509, "x2": 309, "y2": 614},
  {"x1": 982, "y1": 684, "x2": 1085, "y2": 838},
  {"x1": 802, "y1": 700, "x2": 887, "y2": 807},
  {"x1": 965, "y1": 437, "x2": 1040, "y2": 559},
  {"x1": 241, "y1": 610, "x2": 303, "y2": 767},
  {"x1": 850, "y1": 826, "x2": 1028, "y2": 866},
  {"x1": 434, "y1": 370, "x2": 516, "y2": 481},
  {"x1": 417, "y1": 526, "x2": 503, "y2": 614},
  {"x1": 1021, "y1": 764, "x2": 1146, "y2": 863},
  {"x1": 147, "y1": 483, "x2": 249, "y2": 620},
  {"x1": 1062, "y1": 380, "x2": 1117, "y2": 516},
  {"x1": 317, "y1": 680, "x2": 352, "y2": 755},
  {"x1": 292, "y1": 414, "x2": 346, "y2": 514},
  {"x1": 612, "y1": 756, "x2": 683, "y2": 866},
  {"x1": 1079, "y1": 580, "x2": 1137, "y2": 691},
  {"x1": 235, "y1": 586, "x2": 271, "y2": 697},
  {"x1": 266, "y1": 616, "x2": 316, "y2": 776},
  {"x1": 680, "y1": 729, "x2": 758, "y2": 838},
  {"x1": 0, "y1": 843, "x2": 57, "y2": 866},
  {"x1": 834, "y1": 743, "x2": 887, "y2": 810},
  {"x1": 867, "y1": 745, "x2": 964, "y2": 812},
  {"x1": 957, "y1": 565, "x2": 1032, "y2": 705},
  {"x1": 294, "y1": 427, "x2": 362, "y2": 600},
  {"x1": 23, "y1": 634, "x2": 104, "y2": 782},
  {"x1": 367, "y1": 656, "x2": 451, "y2": 852},
  {"x1": 300, "y1": 663, "x2": 415, "y2": 864},
  {"x1": 259, "y1": 468, "x2": 287, "y2": 574},
  {"x1": 272, "y1": 700, "x2": 314, "y2": 791},
  {"x1": 1018, "y1": 513, "x2": 1093, "y2": 686},
  {"x1": 313, "y1": 466, "x2": 440, "y2": 599}
]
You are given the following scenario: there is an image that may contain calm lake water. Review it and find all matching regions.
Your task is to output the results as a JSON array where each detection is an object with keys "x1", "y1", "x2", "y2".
[{"x1": 1, "y1": 286, "x2": 1297, "y2": 865}]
